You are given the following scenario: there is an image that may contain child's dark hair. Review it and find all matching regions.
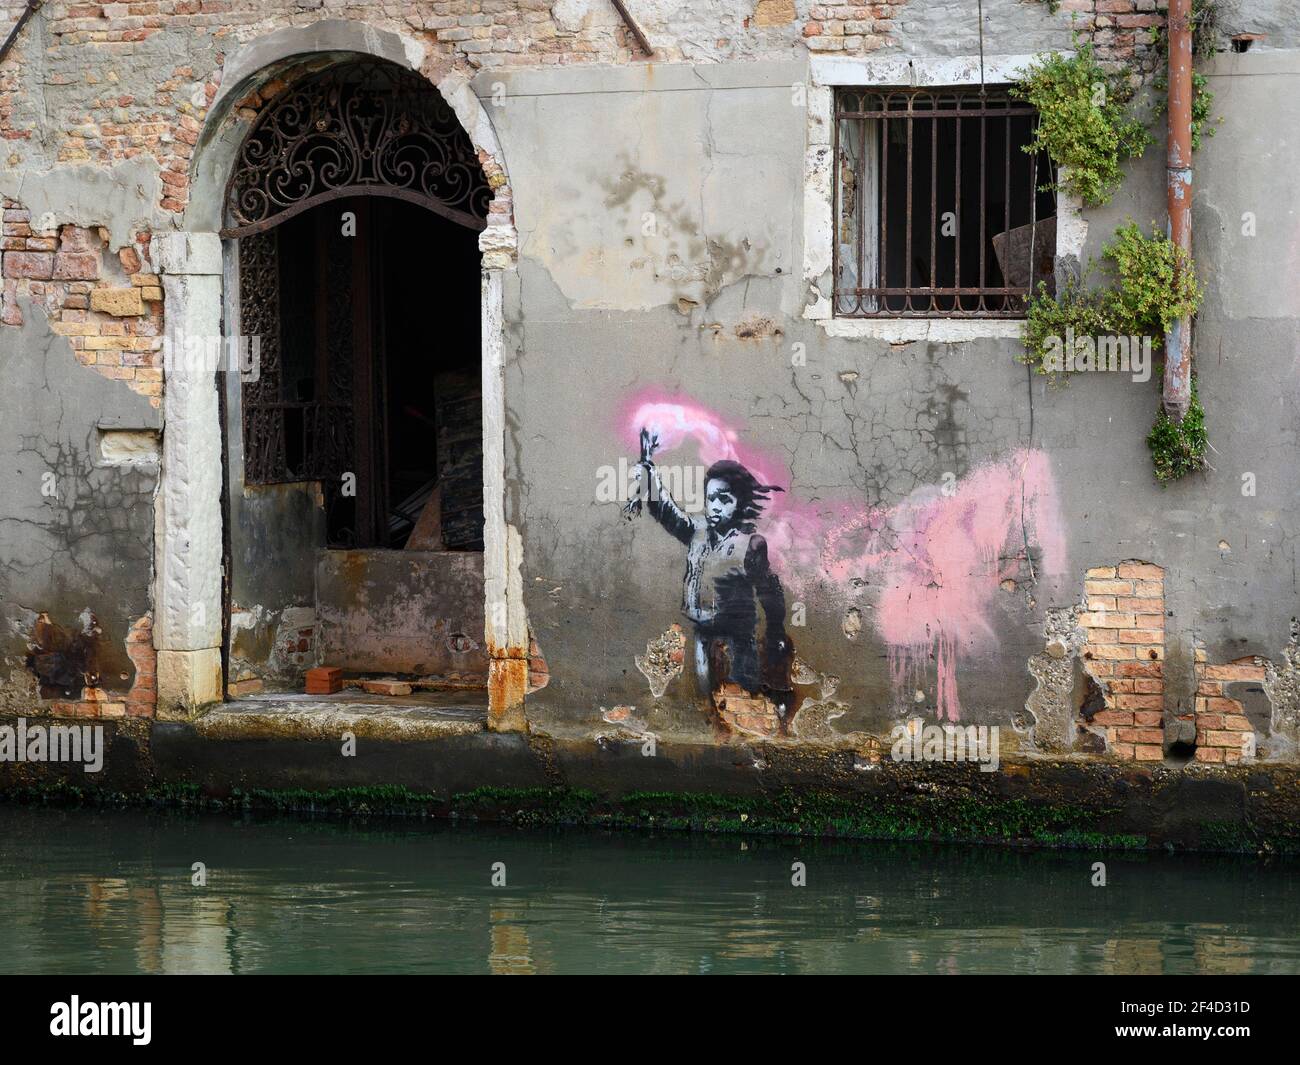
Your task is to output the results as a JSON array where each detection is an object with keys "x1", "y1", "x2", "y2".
[{"x1": 704, "y1": 460, "x2": 783, "y2": 531}]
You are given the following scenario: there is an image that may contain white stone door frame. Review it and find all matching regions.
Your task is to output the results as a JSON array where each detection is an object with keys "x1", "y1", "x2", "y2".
[{"x1": 157, "y1": 22, "x2": 525, "y2": 729}]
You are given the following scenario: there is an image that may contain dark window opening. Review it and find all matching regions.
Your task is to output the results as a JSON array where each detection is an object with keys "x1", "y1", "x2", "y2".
[{"x1": 835, "y1": 87, "x2": 1057, "y2": 318}]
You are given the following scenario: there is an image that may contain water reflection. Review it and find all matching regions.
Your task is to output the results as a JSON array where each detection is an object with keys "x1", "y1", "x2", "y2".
[{"x1": 0, "y1": 807, "x2": 1296, "y2": 975}]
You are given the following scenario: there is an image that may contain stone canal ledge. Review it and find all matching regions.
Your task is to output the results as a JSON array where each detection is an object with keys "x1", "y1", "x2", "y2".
[{"x1": 1, "y1": 701, "x2": 1299, "y2": 856}]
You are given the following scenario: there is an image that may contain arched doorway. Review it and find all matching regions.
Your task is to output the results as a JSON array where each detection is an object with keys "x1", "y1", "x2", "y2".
[{"x1": 220, "y1": 58, "x2": 494, "y2": 705}]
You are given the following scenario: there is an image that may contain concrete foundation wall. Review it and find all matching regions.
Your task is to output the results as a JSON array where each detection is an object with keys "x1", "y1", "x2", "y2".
[{"x1": 316, "y1": 549, "x2": 489, "y2": 680}]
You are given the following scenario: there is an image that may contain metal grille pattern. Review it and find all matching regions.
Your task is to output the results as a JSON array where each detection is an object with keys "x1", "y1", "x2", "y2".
[
  {"x1": 834, "y1": 87, "x2": 1054, "y2": 318},
  {"x1": 224, "y1": 61, "x2": 491, "y2": 238},
  {"x1": 238, "y1": 226, "x2": 356, "y2": 491},
  {"x1": 238, "y1": 229, "x2": 286, "y2": 484}
]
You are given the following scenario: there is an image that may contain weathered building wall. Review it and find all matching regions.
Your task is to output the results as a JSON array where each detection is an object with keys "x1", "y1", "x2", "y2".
[
  {"x1": 487, "y1": 8, "x2": 1300, "y2": 764},
  {"x1": 1, "y1": 0, "x2": 1296, "y2": 780}
]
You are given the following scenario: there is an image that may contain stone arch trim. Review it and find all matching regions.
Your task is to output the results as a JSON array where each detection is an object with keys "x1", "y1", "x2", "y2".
[
  {"x1": 188, "y1": 19, "x2": 517, "y2": 262},
  {"x1": 157, "y1": 21, "x2": 524, "y2": 727},
  {"x1": 221, "y1": 60, "x2": 492, "y2": 239}
]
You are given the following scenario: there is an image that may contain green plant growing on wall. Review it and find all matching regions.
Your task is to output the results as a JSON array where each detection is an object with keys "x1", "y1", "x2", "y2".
[
  {"x1": 1021, "y1": 272, "x2": 1114, "y2": 378},
  {"x1": 1011, "y1": 40, "x2": 1152, "y2": 208},
  {"x1": 1152, "y1": 70, "x2": 1219, "y2": 151},
  {"x1": 1020, "y1": 223, "x2": 1203, "y2": 377},
  {"x1": 1148, "y1": 381, "x2": 1209, "y2": 483},
  {"x1": 1103, "y1": 222, "x2": 1204, "y2": 337}
]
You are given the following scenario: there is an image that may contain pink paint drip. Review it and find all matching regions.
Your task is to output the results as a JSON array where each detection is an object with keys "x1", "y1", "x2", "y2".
[{"x1": 619, "y1": 398, "x2": 1066, "y2": 721}]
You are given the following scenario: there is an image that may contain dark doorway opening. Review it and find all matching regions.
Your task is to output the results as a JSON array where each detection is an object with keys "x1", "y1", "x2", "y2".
[{"x1": 242, "y1": 196, "x2": 483, "y2": 550}]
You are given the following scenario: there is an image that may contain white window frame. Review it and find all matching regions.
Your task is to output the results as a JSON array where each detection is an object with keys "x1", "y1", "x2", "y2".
[{"x1": 802, "y1": 53, "x2": 1087, "y2": 342}]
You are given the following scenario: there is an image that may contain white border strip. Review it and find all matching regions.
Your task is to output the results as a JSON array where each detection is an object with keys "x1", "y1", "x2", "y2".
[{"x1": 810, "y1": 53, "x2": 1053, "y2": 88}]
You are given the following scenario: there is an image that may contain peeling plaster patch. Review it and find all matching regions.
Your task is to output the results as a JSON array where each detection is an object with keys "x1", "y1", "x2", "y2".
[
  {"x1": 635, "y1": 623, "x2": 685, "y2": 698},
  {"x1": 98, "y1": 428, "x2": 160, "y2": 467},
  {"x1": 229, "y1": 605, "x2": 317, "y2": 686},
  {"x1": 1029, "y1": 563, "x2": 1168, "y2": 760},
  {"x1": 841, "y1": 606, "x2": 863, "y2": 641},
  {"x1": 1023, "y1": 605, "x2": 1087, "y2": 752},
  {"x1": 25, "y1": 611, "x2": 104, "y2": 699},
  {"x1": 527, "y1": 629, "x2": 550, "y2": 693},
  {"x1": 0, "y1": 668, "x2": 41, "y2": 715},
  {"x1": 788, "y1": 655, "x2": 848, "y2": 740},
  {"x1": 598, "y1": 704, "x2": 651, "y2": 743},
  {"x1": 1263, "y1": 620, "x2": 1300, "y2": 751},
  {"x1": 552, "y1": 0, "x2": 614, "y2": 34},
  {"x1": 0, "y1": 160, "x2": 167, "y2": 251}
]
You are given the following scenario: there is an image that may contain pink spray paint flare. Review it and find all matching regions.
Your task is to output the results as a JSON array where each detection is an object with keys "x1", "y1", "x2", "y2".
[
  {"x1": 621, "y1": 393, "x2": 788, "y2": 507},
  {"x1": 619, "y1": 397, "x2": 1065, "y2": 722}
]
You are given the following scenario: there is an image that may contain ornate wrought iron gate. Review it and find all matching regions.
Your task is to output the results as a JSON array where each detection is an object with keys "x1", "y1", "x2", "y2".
[{"x1": 231, "y1": 60, "x2": 490, "y2": 549}]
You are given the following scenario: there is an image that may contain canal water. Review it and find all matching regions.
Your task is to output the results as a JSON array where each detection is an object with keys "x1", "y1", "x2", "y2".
[{"x1": 0, "y1": 806, "x2": 1296, "y2": 975}]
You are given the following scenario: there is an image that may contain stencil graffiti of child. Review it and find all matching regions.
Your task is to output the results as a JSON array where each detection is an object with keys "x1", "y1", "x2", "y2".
[{"x1": 624, "y1": 427, "x2": 795, "y2": 718}]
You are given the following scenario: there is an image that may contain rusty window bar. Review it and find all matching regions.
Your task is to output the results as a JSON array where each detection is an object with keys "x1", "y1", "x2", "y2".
[{"x1": 833, "y1": 87, "x2": 1049, "y2": 319}]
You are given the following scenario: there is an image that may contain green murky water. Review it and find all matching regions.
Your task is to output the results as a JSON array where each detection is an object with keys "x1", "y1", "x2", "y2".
[{"x1": 0, "y1": 806, "x2": 1295, "y2": 974}]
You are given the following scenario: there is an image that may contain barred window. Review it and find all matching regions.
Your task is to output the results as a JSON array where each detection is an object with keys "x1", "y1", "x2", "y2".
[{"x1": 834, "y1": 87, "x2": 1057, "y2": 318}]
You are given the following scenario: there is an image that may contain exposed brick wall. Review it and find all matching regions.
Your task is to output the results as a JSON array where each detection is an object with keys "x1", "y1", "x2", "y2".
[
  {"x1": 713, "y1": 682, "x2": 783, "y2": 737},
  {"x1": 1192, "y1": 653, "x2": 1262, "y2": 764},
  {"x1": 1059, "y1": 0, "x2": 1168, "y2": 71},
  {"x1": 0, "y1": 0, "x2": 1168, "y2": 240},
  {"x1": 801, "y1": 4, "x2": 897, "y2": 54},
  {"x1": 2, "y1": 203, "x2": 162, "y2": 403},
  {"x1": 1079, "y1": 562, "x2": 1165, "y2": 761},
  {"x1": 0, "y1": 0, "x2": 820, "y2": 227}
]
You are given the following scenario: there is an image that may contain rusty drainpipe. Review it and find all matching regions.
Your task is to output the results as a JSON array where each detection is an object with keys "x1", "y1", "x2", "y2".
[{"x1": 1162, "y1": 0, "x2": 1194, "y2": 420}]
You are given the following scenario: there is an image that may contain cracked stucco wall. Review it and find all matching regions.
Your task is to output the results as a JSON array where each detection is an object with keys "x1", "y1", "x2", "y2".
[
  {"x1": 492, "y1": 43, "x2": 1300, "y2": 758},
  {"x1": 1, "y1": 5, "x2": 1297, "y2": 761},
  {"x1": 0, "y1": 302, "x2": 160, "y2": 712}
]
